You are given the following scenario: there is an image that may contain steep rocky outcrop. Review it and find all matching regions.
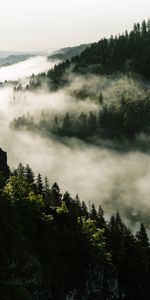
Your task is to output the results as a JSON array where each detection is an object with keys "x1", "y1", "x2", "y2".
[{"x1": 0, "y1": 148, "x2": 10, "y2": 179}]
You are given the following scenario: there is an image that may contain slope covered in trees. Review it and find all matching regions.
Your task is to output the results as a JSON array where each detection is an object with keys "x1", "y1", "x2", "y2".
[
  {"x1": 0, "y1": 149, "x2": 150, "y2": 300},
  {"x1": 12, "y1": 79, "x2": 150, "y2": 142},
  {"x1": 19, "y1": 20, "x2": 150, "y2": 142},
  {"x1": 27, "y1": 20, "x2": 150, "y2": 91},
  {"x1": 48, "y1": 44, "x2": 90, "y2": 61}
]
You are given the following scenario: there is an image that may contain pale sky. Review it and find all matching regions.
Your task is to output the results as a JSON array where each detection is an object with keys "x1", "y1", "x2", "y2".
[{"x1": 0, "y1": 0, "x2": 150, "y2": 51}]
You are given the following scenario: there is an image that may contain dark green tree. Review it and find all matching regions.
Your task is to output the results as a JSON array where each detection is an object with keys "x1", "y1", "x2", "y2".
[
  {"x1": 97, "y1": 205, "x2": 106, "y2": 228},
  {"x1": 25, "y1": 164, "x2": 34, "y2": 184},
  {"x1": 36, "y1": 173, "x2": 43, "y2": 195},
  {"x1": 90, "y1": 203, "x2": 97, "y2": 220},
  {"x1": 136, "y1": 223, "x2": 149, "y2": 249},
  {"x1": 43, "y1": 176, "x2": 51, "y2": 205},
  {"x1": 16, "y1": 162, "x2": 25, "y2": 178},
  {"x1": 50, "y1": 182, "x2": 62, "y2": 206}
]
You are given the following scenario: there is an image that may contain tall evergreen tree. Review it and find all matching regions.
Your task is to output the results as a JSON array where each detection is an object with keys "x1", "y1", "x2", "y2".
[
  {"x1": 16, "y1": 162, "x2": 25, "y2": 178},
  {"x1": 50, "y1": 182, "x2": 62, "y2": 207},
  {"x1": 97, "y1": 205, "x2": 106, "y2": 228},
  {"x1": 90, "y1": 203, "x2": 97, "y2": 220},
  {"x1": 25, "y1": 164, "x2": 34, "y2": 185},
  {"x1": 136, "y1": 223, "x2": 149, "y2": 249},
  {"x1": 43, "y1": 176, "x2": 51, "y2": 205},
  {"x1": 99, "y1": 92, "x2": 103, "y2": 105},
  {"x1": 36, "y1": 173, "x2": 43, "y2": 195},
  {"x1": 81, "y1": 201, "x2": 88, "y2": 217}
]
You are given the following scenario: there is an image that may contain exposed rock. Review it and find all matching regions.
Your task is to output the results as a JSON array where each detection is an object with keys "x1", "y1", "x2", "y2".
[{"x1": 0, "y1": 148, "x2": 10, "y2": 178}]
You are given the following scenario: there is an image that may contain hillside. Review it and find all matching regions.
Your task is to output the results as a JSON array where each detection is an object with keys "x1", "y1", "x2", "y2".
[
  {"x1": 0, "y1": 54, "x2": 35, "y2": 67},
  {"x1": 27, "y1": 20, "x2": 150, "y2": 91},
  {"x1": 48, "y1": 44, "x2": 91, "y2": 61},
  {"x1": 0, "y1": 148, "x2": 150, "y2": 300},
  {"x1": 20, "y1": 20, "x2": 150, "y2": 142}
]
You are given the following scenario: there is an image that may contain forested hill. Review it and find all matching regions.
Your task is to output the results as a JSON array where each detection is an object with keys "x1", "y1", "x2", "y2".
[
  {"x1": 48, "y1": 44, "x2": 90, "y2": 61},
  {"x1": 70, "y1": 20, "x2": 150, "y2": 78},
  {"x1": 0, "y1": 54, "x2": 34, "y2": 67},
  {"x1": 22, "y1": 20, "x2": 150, "y2": 141},
  {"x1": 1, "y1": 148, "x2": 150, "y2": 300},
  {"x1": 44, "y1": 20, "x2": 150, "y2": 88}
]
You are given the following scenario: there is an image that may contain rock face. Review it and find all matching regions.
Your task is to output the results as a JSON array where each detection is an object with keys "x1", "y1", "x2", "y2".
[{"x1": 0, "y1": 148, "x2": 9, "y2": 177}]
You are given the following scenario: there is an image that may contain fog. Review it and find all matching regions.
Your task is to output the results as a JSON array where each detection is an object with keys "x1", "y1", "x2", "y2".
[
  {"x1": 0, "y1": 56, "x2": 56, "y2": 82},
  {"x1": 1, "y1": 58, "x2": 150, "y2": 226}
]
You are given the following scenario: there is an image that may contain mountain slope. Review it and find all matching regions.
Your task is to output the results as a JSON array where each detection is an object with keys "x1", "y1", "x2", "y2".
[
  {"x1": 47, "y1": 20, "x2": 150, "y2": 86},
  {"x1": 48, "y1": 43, "x2": 91, "y2": 61},
  {"x1": 0, "y1": 150, "x2": 150, "y2": 300}
]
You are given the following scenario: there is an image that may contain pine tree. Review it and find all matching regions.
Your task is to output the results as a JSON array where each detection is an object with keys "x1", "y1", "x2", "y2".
[
  {"x1": 90, "y1": 203, "x2": 97, "y2": 220},
  {"x1": 36, "y1": 173, "x2": 43, "y2": 195},
  {"x1": 62, "y1": 112, "x2": 71, "y2": 135},
  {"x1": 50, "y1": 182, "x2": 62, "y2": 207},
  {"x1": 25, "y1": 164, "x2": 34, "y2": 184},
  {"x1": 81, "y1": 201, "x2": 88, "y2": 217},
  {"x1": 53, "y1": 115, "x2": 59, "y2": 133},
  {"x1": 74, "y1": 194, "x2": 82, "y2": 216},
  {"x1": 43, "y1": 177, "x2": 51, "y2": 204},
  {"x1": 97, "y1": 205, "x2": 106, "y2": 228},
  {"x1": 147, "y1": 19, "x2": 150, "y2": 33},
  {"x1": 141, "y1": 20, "x2": 147, "y2": 36},
  {"x1": 16, "y1": 162, "x2": 25, "y2": 178},
  {"x1": 136, "y1": 223, "x2": 149, "y2": 249},
  {"x1": 63, "y1": 191, "x2": 72, "y2": 210},
  {"x1": 99, "y1": 92, "x2": 103, "y2": 105},
  {"x1": 88, "y1": 112, "x2": 97, "y2": 134}
]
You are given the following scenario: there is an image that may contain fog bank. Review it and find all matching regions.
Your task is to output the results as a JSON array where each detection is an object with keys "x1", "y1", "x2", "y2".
[
  {"x1": 0, "y1": 59, "x2": 150, "y2": 226},
  {"x1": 0, "y1": 56, "x2": 56, "y2": 82}
]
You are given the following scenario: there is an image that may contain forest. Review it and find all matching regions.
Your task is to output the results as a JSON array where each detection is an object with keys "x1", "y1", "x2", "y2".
[
  {"x1": 12, "y1": 20, "x2": 150, "y2": 142},
  {"x1": 25, "y1": 20, "x2": 150, "y2": 91},
  {"x1": 0, "y1": 148, "x2": 150, "y2": 300},
  {"x1": 1, "y1": 19, "x2": 150, "y2": 300},
  {"x1": 12, "y1": 90, "x2": 150, "y2": 141}
]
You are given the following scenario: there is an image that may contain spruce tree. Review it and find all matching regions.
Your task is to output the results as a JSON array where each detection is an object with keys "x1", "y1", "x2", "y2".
[
  {"x1": 36, "y1": 173, "x2": 43, "y2": 195},
  {"x1": 25, "y1": 164, "x2": 34, "y2": 184},
  {"x1": 136, "y1": 223, "x2": 149, "y2": 249},
  {"x1": 50, "y1": 182, "x2": 62, "y2": 207}
]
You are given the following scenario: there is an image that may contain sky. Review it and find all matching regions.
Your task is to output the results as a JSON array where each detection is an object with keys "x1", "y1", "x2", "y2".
[{"x1": 0, "y1": 0, "x2": 150, "y2": 52}]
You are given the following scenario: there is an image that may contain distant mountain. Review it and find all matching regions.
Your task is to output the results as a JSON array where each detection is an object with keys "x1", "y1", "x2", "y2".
[
  {"x1": 0, "y1": 54, "x2": 35, "y2": 67},
  {"x1": 0, "y1": 50, "x2": 46, "y2": 59},
  {"x1": 0, "y1": 50, "x2": 48, "y2": 68},
  {"x1": 0, "y1": 51, "x2": 25, "y2": 58},
  {"x1": 48, "y1": 44, "x2": 91, "y2": 61}
]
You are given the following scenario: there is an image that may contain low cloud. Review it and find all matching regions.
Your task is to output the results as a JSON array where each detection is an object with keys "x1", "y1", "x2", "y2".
[
  {"x1": 0, "y1": 59, "x2": 150, "y2": 227},
  {"x1": 0, "y1": 56, "x2": 56, "y2": 82}
]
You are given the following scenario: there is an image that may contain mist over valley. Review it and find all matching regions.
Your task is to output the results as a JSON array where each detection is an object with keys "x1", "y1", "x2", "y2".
[
  {"x1": 1, "y1": 50, "x2": 150, "y2": 227},
  {"x1": 1, "y1": 14, "x2": 150, "y2": 299}
]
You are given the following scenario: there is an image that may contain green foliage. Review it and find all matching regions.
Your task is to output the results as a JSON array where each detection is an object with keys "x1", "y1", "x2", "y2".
[
  {"x1": 0, "y1": 153, "x2": 150, "y2": 299},
  {"x1": 27, "y1": 191, "x2": 44, "y2": 211},
  {"x1": 41, "y1": 212, "x2": 54, "y2": 223},
  {"x1": 78, "y1": 217, "x2": 110, "y2": 261},
  {"x1": 56, "y1": 201, "x2": 69, "y2": 214},
  {"x1": 3, "y1": 175, "x2": 32, "y2": 202},
  {"x1": 79, "y1": 217, "x2": 104, "y2": 245}
]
